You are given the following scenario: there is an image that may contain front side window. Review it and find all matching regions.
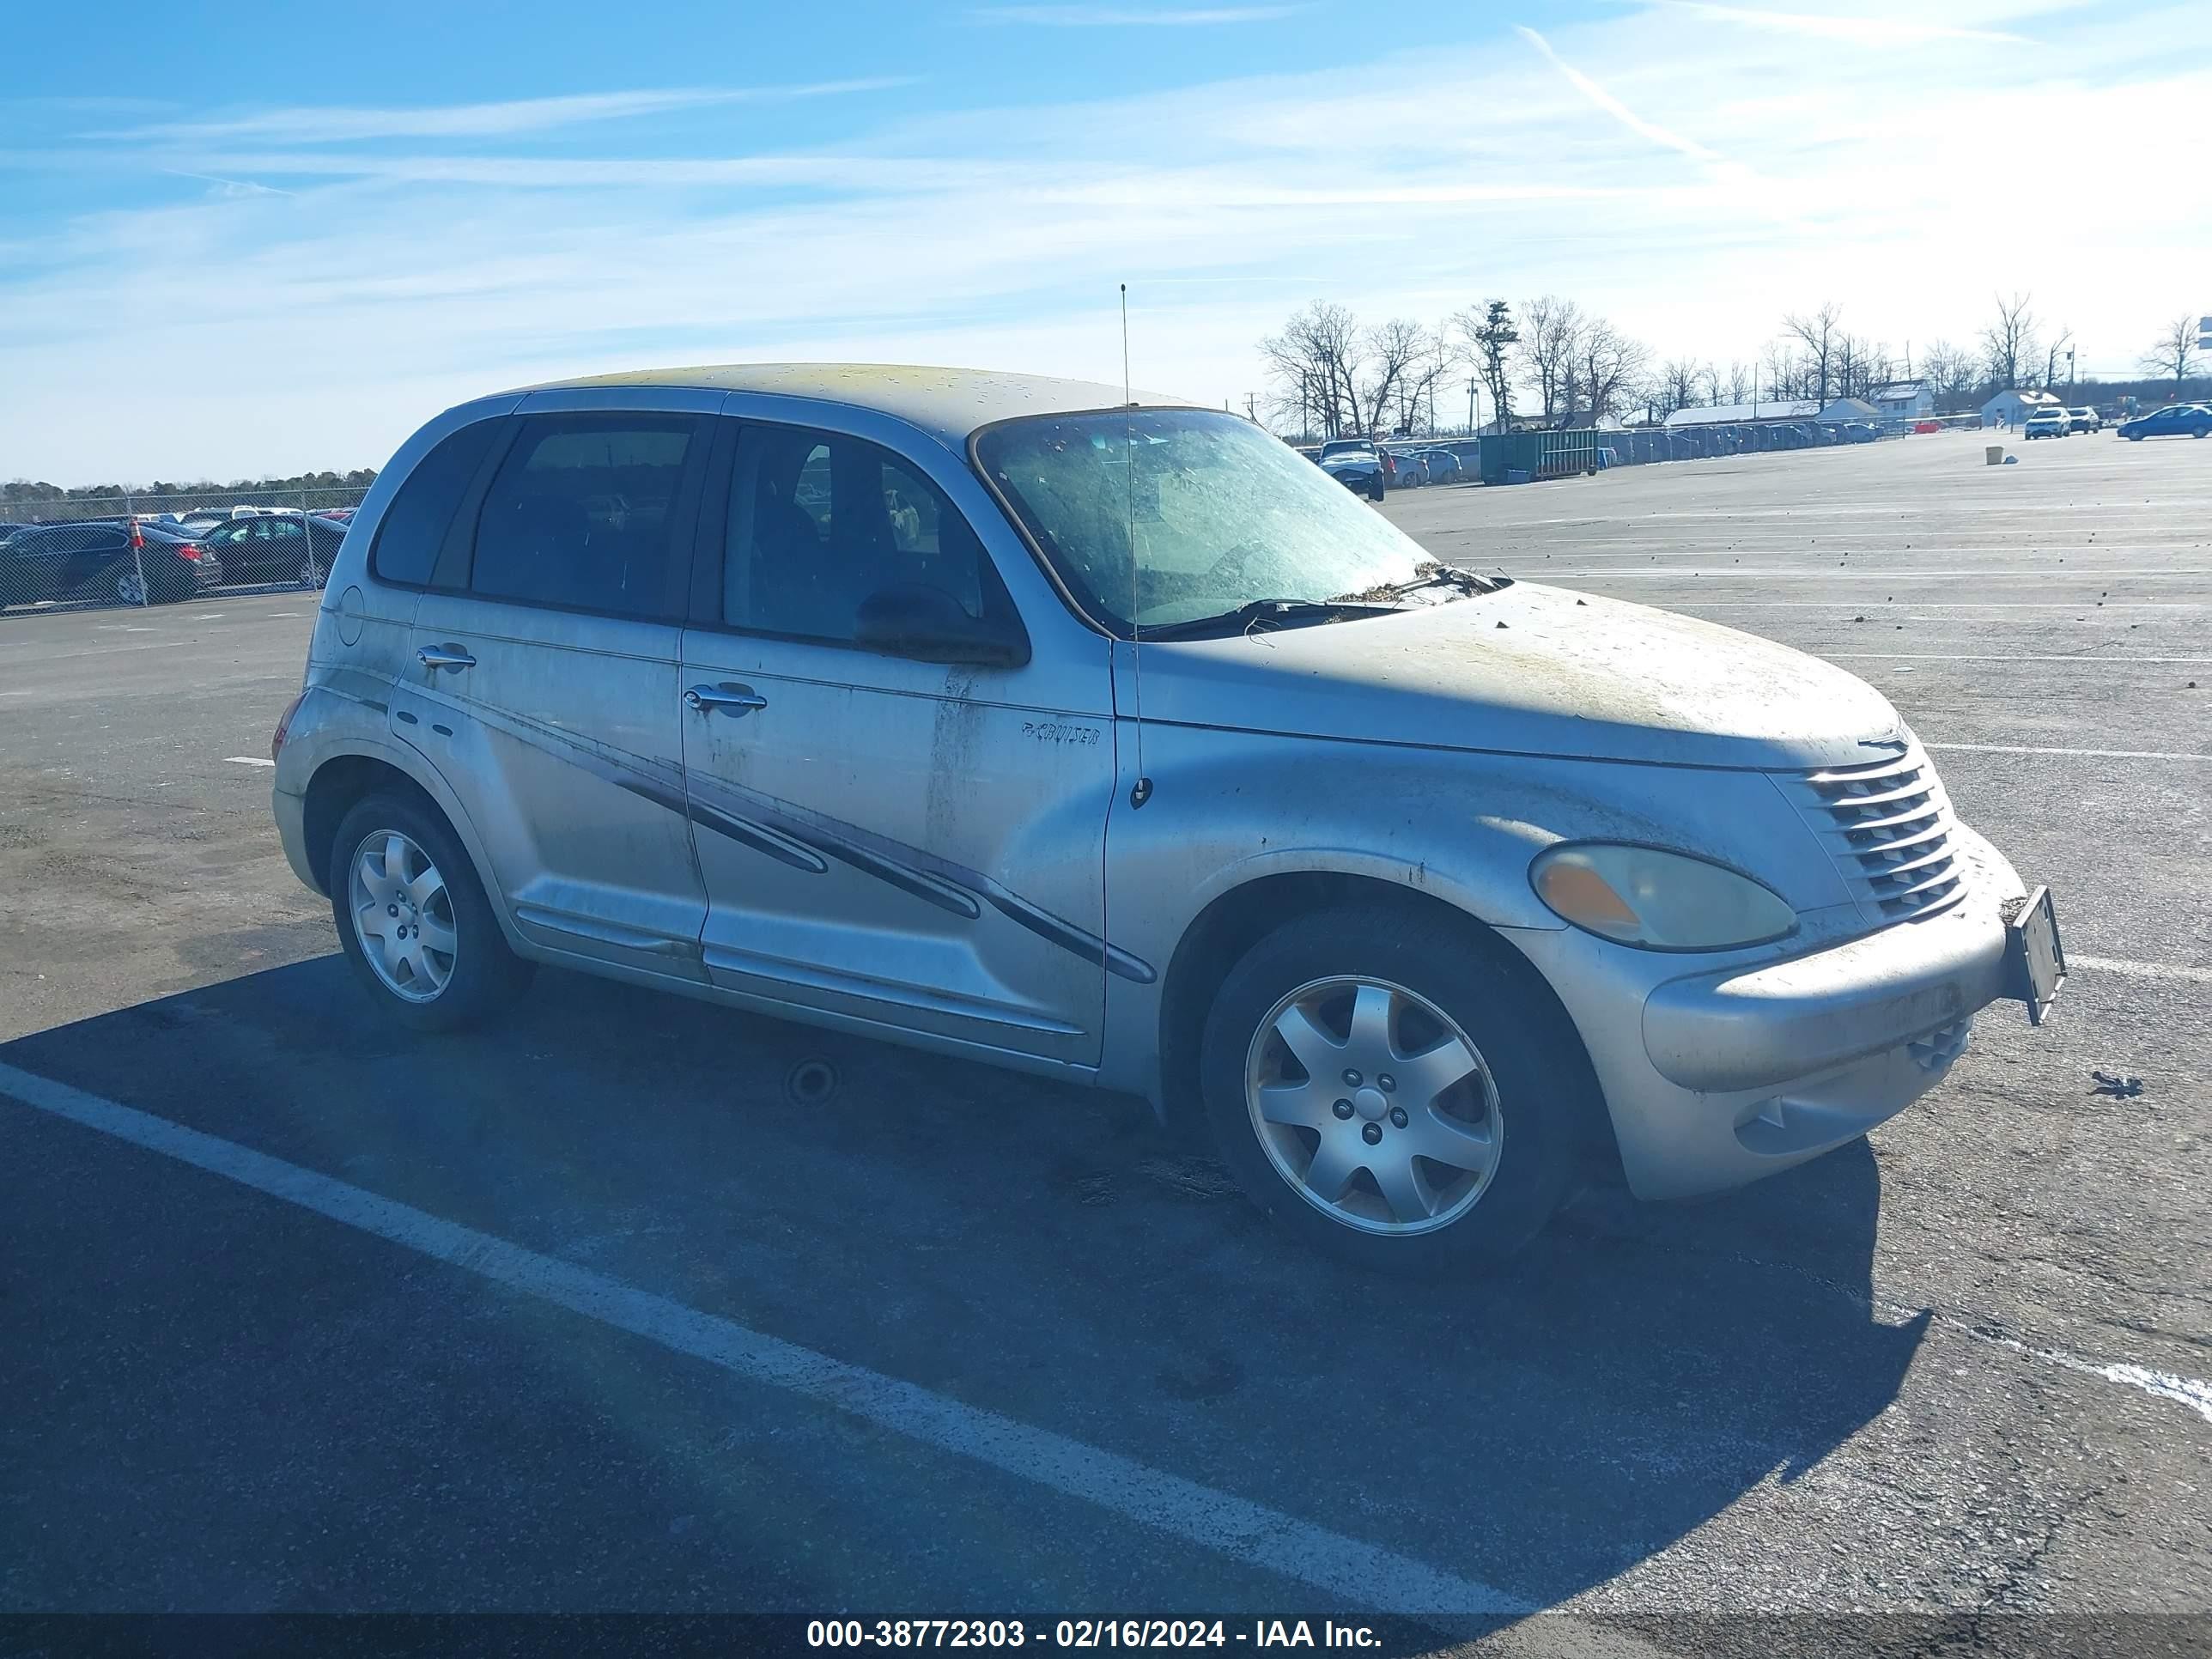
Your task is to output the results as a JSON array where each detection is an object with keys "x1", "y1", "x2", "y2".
[
  {"x1": 723, "y1": 425, "x2": 988, "y2": 643},
  {"x1": 471, "y1": 417, "x2": 696, "y2": 617},
  {"x1": 976, "y1": 408, "x2": 1436, "y2": 634}
]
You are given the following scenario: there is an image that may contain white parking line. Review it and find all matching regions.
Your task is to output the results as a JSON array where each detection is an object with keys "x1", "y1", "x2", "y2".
[
  {"x1": 1924, "y1": 742, "x2": 2212, "y2": 762},
  {"x1": 0, "y1": 1062, "x2": 1529, "y2": 1620},
  {"x1": 1826, "y1": 654, "x2": 2212, "y2": 664},
  {"x1": 2072, "y1": 955, "x2": 2212, "y2": 987},
  {"x1": 222, "y1": 757, "x2": 276, "y2": 768}
]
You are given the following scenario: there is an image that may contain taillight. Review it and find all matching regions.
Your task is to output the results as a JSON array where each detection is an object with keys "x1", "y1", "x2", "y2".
[
  {"x1": 271, "y1": 690, "x2": 307, "y2": 764},
  {"x1": 174, "y1": 542, "x2": 204, "y2": 561}
]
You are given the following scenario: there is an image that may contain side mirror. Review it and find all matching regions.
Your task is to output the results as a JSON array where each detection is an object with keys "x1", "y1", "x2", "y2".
[{"x1": 854, "y1": 583, "x2": 1030, "y2": 668}]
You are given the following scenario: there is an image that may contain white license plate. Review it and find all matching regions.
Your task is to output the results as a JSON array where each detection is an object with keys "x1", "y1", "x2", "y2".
[{"x1": 2008, "y1": 885, "x2": 2066, "y2": 1026}]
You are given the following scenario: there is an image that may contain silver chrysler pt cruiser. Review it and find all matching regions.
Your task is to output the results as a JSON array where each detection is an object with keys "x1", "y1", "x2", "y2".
[{"x1": 272, "y1": 365, "x2": 2064, "y2": 1273}]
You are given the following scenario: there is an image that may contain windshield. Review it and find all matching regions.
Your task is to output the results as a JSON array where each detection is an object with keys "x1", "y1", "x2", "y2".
[{"x1": 975, "y1": 408, "x2": 1441, "y2": 634}]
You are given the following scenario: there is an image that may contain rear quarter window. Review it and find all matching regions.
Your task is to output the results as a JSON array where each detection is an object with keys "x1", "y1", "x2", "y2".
[{"x1": 369, "y1": 419, "x2": 504, "y2": 587}]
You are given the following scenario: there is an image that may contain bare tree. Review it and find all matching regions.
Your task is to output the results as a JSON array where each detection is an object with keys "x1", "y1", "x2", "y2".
[
  {"x1": 1782, "y1": 302, "x2": 1844, "y2": 402},
  {"x1": 1980, "y1": 292, "x2": 2038, "y2": 391},
  {"x1": 1455, "y1": 299, "x2": 1518, "y2": 432},
  {"x1": 2139, "y1": 314, "x2": 2200, "y2": 394},
  {"x1": 1832, "y1": 334, "x2": 1894, "y2": 403},
  {"x1": 1656, "y1": 356, "x2": 1706, "y2": 417},
  {"x1": 1918, "y1": 339, "x2": 1979, "y2": 413},
  {"x1": 1364, "y1": 318, "x2": 1437, "y2": 436},
  {"x1": 1260, "y1": 301, "x2": 1366, "y2": 438},
  {"x1": 1576, "y1": 318, "x2": 1649, "y2": 424},
  {"x1": 1516, "y1": 295, "x2": 1583, "y2": 425},
  {"x1": 1760, "y1": 341, "x2": 1808, "y2": 402},
  {"x1": 1722, "y1": 360, "x2": 1754, "y2": 404},
  {"x1": 2041, "y1": 325, "x2": 2075, "y2": 391}
]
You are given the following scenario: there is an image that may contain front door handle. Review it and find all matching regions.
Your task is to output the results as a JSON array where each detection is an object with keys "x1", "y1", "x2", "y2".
[
  {"x1": 416, "y1": 644, "x2": 476, "y2": 672},
  {"x1": 685, "y1": 682, "x2": 769, "y2": 717}
]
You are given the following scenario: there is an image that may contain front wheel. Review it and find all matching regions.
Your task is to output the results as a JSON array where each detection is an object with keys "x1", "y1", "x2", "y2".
[
  {"x1": 1368, "y1": 477, "x2": 1386, "y2": 502},
  {"x1": 1199, "y1": 907, "x2": 1595, "y2": 1274},
  {"x1": 331, "y1": 793, "x2": 531, "y2": 1031}
]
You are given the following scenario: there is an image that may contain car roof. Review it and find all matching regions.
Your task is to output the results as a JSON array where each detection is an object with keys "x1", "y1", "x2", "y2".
[{"x1": 507, "y1": 362, "x2": 1196, "y2": 447}]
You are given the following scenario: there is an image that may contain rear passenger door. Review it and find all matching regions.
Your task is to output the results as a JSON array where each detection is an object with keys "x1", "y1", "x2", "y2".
[{"x1": 391, "y1": 392, "x2": 715, "y2": 981}]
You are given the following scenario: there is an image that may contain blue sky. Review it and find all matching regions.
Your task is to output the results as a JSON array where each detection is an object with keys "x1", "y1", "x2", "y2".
[{"x1": 2, "y1": 0, "x2": 2205, "y2": 482}]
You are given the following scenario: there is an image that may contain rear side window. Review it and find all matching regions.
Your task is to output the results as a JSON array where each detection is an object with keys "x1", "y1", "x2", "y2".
[
  {"x1": 470, "y1": 417, "x2": 696, "y2": 618},
  {"x1": 370, "y1": 420, "x2": 501, "y2": 587}
]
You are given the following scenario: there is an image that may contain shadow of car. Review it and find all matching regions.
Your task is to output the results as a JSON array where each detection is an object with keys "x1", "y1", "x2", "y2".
[{"x1": 0, "y1": 956, "x2": 1925, "y2": 1616}]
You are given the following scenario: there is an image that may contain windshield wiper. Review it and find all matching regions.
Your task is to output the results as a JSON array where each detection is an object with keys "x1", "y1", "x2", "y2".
[
  {"x1": 1381, "y1": 562, "x2": 1511, "y2": 597},
  {"x1": 1138, "y1": 597, "x2": 1395, "y2": 641}
]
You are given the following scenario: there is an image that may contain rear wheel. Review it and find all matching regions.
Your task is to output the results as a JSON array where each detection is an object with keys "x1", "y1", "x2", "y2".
[
  {"x1": 331, "y1": 793, "x2": 531, "y2": 1031},
  {"x1": 1200, "y1": 906, "x2": 1594, "y2": 1274},
  {"x1": 114, "y1": 568, "x2": 147, "y2": 606}
]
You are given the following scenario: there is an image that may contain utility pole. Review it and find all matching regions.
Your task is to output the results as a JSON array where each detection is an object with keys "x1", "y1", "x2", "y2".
[{"x1": 1244, "y1": 392, "x2": 1257, "y2": 422}]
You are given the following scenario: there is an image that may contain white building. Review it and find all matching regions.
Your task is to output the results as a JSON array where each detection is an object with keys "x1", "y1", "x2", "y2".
[
  {"x1": 1663, "y1": 398, "x2": 1820, "y2": 428},
  {"x1": 1817, "y1": 397, "x2": 1881, "y2": 424},
  {"x1": 1981, "y1": 389, "x2": 2063, "y2": 428},
  {"x1": 1869, "y1": 380, "x2": 1935, "y2": 420}
]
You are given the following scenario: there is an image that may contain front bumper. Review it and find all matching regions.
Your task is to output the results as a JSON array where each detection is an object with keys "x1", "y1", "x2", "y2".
[{"x1": 1513, "y1": 826, "x2": 2027, "y2": 1200}]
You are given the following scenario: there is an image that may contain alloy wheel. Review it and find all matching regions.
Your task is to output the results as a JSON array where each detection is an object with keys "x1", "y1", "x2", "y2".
[
  {"x1": 1244, "y1": 975, "x2": 1502, "y2": 1235},
  {"x1": 348, "y1": 829, "x2": 458, "y2": 1003}
]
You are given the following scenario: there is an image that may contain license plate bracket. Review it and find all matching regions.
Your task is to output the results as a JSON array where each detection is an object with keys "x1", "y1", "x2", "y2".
[{"x1": 2005, "y1": 885, "x2": 2066, "y2": 1026}]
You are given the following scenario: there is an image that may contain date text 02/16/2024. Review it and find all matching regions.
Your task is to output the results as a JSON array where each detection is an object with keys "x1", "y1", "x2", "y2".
[{"x1": 805, "y1": 1620, "x2": 1385, "y2": 1649}]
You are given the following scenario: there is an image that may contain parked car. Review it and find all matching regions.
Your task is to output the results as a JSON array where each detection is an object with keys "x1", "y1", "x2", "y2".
[
  {"x1": 1384, "y1": 450, "x2": 1428, "y2": 487},
  {"x1": 1316, "y1": 439, "x2": 1389, "y2": 501},
  {"x1": 270, "y1": 365, "x2": 2063, "y2": 1272},
  {"x1": 2065, "y1": 407, "x2": 2101, "y2": 434},
  {"x1": 1417, "y1": 448, "x2": 1463, "y2": 484},
  {"x1": 0, "y1": 519, "x2": 222, "y2": 606},
  {"x1": 194, "y1": 510, "x2": 347, "y2": 587},
  {"x1": 2118, "y1": 404, "x2": 2212, "y2": 441},
  {"x1": 1913, "y1": 420, "x2": 1942, "y2": 434},
  {"x1": 2022, "y1": 407, "x2": 2069, "y2": 440}
]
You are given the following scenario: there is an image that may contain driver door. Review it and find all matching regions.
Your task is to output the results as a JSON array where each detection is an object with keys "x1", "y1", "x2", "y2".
[{"x1": 677, "y1": 415, "x2": 1119, "y2": 1066}]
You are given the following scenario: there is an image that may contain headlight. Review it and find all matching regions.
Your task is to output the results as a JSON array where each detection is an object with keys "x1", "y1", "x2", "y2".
[{"x1": 1530, "y1": 842, "x2": 1796, "y2": 951}]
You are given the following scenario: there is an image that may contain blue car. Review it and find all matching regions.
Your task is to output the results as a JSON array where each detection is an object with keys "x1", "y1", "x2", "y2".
[{"x1": 2118, "y1": 404, "x2": 2211, "y2": 441}]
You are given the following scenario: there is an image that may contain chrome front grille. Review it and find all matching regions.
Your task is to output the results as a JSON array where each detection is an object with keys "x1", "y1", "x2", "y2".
[{"x1": 1794, "y1": 744, "x2": 1968, "y2": 923}]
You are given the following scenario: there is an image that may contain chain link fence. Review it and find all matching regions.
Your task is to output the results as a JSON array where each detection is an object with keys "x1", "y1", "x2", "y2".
[{"x1": 2, "y1": 485, "x2": 371, "y2": 619}]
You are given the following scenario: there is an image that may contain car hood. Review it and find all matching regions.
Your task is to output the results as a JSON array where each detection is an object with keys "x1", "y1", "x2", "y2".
[{"x1": 1138, "y1": 581, "x2": 1908, "y2": 770}]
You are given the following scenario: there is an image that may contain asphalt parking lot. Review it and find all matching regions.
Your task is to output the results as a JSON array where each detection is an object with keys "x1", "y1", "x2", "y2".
[{"x1": 3, "y1": 430, "x2": 2208, "y2": 1649}]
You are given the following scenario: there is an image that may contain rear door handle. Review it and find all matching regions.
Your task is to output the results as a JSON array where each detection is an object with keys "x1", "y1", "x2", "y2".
[
  {"x1": 685, "y1": 683, "x2": 769, "y2": 716},
  {"x1": 417, "y1": 645, "x2": 476, "y2": 672}
]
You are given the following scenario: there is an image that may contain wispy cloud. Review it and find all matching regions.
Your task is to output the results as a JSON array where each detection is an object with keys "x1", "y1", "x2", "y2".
[
  {"x1": 1514, "y1": 25, "x2": 1724, "y2": 162},
  {"x1": 969, "y1": 4, "x2": 1308, "y2": 24},
  {"x1": 112, "y1": 81, "x2": 913, "y2": 145},
  {"x1": 157, "y1": 167, "x2": 295, "y2": 198},
  {"x1": 1643, "y1": 3, "x2": 2033, "y2": 46}
]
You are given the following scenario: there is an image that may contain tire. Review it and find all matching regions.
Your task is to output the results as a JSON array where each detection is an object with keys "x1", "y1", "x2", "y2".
[
  {"x1": 1198, "y1": 905, "x2": 1595, "y2": 1275},
  {"x1": 2126, "y1": 432, "x2": 2142, "y2": 441},
  {"x1": 2194, "y1": 426, "x2": 2209, "y2": 440},
  {"x1": 330, "y1": 792, "x2": 531, "y2": 1032},
  {"x1": 1368, "y1": 477, "x2": 1386, "y2": 502}
]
